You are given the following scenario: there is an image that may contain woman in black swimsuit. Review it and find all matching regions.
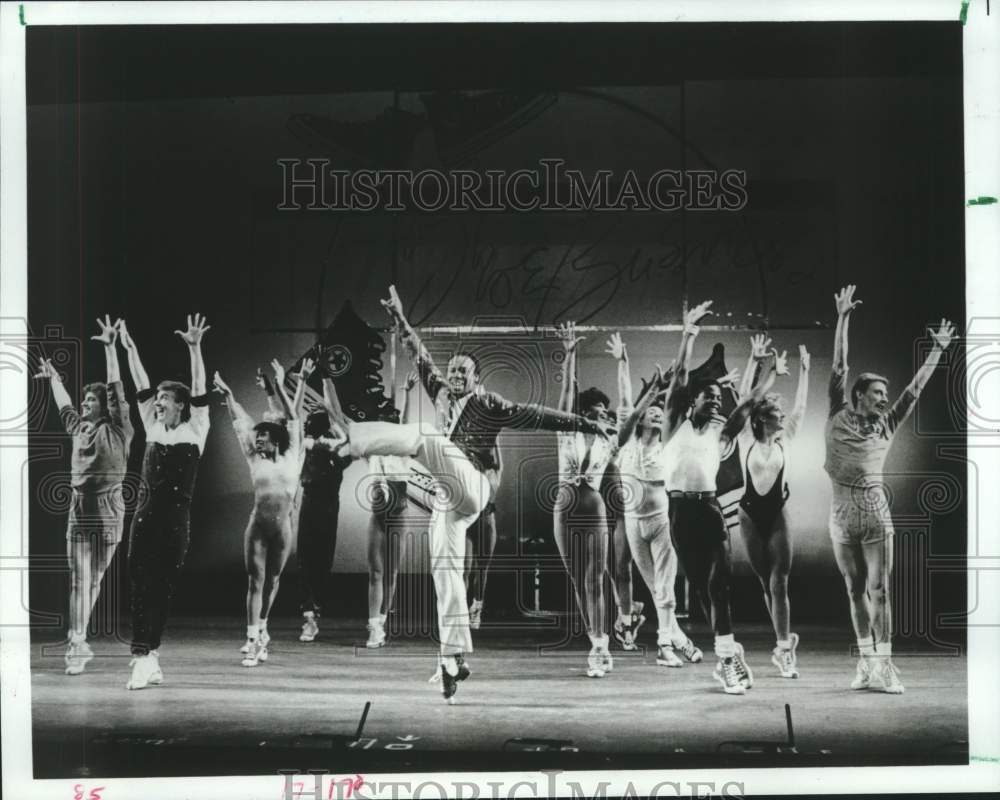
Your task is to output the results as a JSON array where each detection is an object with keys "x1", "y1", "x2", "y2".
[{"x1": 737, "y1": 338, "x2": 810, "y2": 678}]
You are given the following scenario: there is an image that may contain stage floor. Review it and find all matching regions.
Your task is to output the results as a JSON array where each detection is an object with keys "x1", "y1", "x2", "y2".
[{"x1": 30, "y1": 617, "x2": 968, "y2": 777}]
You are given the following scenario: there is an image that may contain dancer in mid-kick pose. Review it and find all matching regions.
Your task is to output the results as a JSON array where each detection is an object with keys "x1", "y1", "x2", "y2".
[
  {"x1": 552, "y1": 322, "x2": 616, "y2": 677},
  {"x1": 119, "y1": 314, "x2": 211, "y2": 690},
  {"x1": 330, "y1": 286, "x2": 609, "y2": 703},
  {"x1": 35, "y1": 316, "x2": 134, "y2": 675},
  {"x1": 214, "y1": 358, "x2": 312, "y2": 666},
  {"x1": 662, "y1": 301, "x2": 777, "y2": 695},
  {"x1": 825, "y1": 285, "x2": 955, "y2": 694},
  {"x1": 607, "y1": 332, "x2": 704, "y2": 668},
  {"x1": 735, "y1": 334, "x2": 809, "y2": 678}
]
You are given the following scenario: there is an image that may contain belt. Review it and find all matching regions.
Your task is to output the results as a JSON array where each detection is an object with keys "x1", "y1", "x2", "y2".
[{"x1": 668, "y1": 490, "x2": 717, "y2": 500}]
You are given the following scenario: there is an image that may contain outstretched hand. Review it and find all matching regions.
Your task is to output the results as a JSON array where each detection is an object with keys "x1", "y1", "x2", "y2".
[
  {"x1": 930, "y1": 318, "x2": 957, "y2": 351},
  {"x1": 212, "y1": 371, "x2": 232, "y2": 397},
  {"x1": 298, "y1": 357, "x2": 315, "y2": 380},
  {"x1": 116, "y1": 319, "x2": 135, "y2": 350},
  {"x1": 255, "y1": 368, "x2": 267, "y2": 390},
  {"x1": 750, "y1": 333, "x2": 772, "y2": 360},
  {"x1": 175, "y1": 313, "x2": 211, "y2": 346},
  {"x1": 404, "y1": 369, "x2": 419, "y2": 391},
  {"x1": 556, "y1": 321, "x2": 586, "y2": 353},
  {"x1": 91, "y1": 314, "x2": 118, "y2": 346},
  {"x1": 605, "y1": 332, "x2": 627, "y2": 361},
  {"x1": 380, "y1": 285, "x2": 405, "y2": 323},
  {"x1": 834, "y1": 285, "x2": 862, "y2": 316},
  {"x1": 33, "y1": 358, "x2": 60, "y2": 381},
  {"x1": 774, "y1": 350, "x2": 790, "y2": 376},
  {"x1": 271, "y1": 358, "x2": 285, "y2": 386},
  {"x1": 719, "y1": 367, "x2": 741, "y2": 388},
  {"x1": 685, "y1": 300, "x2": 713, "y2": 329},
  {"x1": 799, "y1": 344, "x2": 811, "y2": 371}
]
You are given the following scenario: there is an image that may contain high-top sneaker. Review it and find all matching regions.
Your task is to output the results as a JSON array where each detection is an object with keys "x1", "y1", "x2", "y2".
[
  {"x1": 299, "y1": 611, "x2": 319, "y2": 643},
  {"x1": 772, "y1": 632, "x2": 800, "y2": 678},
  {"x1": 712, "y1": 657, "x2": 746, "y2": 695},
  {"x1": 440, "y1": 654, "x2": 471, "y2": 704}
]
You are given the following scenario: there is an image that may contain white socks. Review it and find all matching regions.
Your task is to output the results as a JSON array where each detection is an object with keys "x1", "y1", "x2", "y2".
[
  {"x1": 857, "y1": 636, "x2": 875, "y2": 657},
  {"x1": 776, "y1": 639, "x2": 791, "y2": 651},
  {"x1": 714, "y1": 633, "x2": 736, "y2": 659}
]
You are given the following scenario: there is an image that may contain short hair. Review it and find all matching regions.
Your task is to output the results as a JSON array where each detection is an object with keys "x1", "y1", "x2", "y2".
[
  {"x1": 253, "y1": 421, "x2": 290, "y2": 455},
  {"x1": 691, "y1": 379, "x2": 722, "y2": 403},
  {"x1": 450, "y1": 351, "x2": 482, "y2": 376},
  {"x1": 304, "y1": 410, "x2": 331, "y2": 439},
  {"x1": 578, "y1": 386, "x2": 611, "y2": 413},
  {"x1": 81, "y1": 382, "x2": 108, "y2": 417},
  {"x1": 851, "y1": 372, "x2": 889, "y2": 409},
  {"x1": 156, "y1": 380, "x2": 192, "y2": 422},
  {"x1": 750, "y1": 393, "x2": 784, "y2": 440},
  {"x1": 379, "y1": 406, "x2": 401, "y2": 424},
  {"x1": 262, "y1": 410, "x2": 287, "y2": 425}
]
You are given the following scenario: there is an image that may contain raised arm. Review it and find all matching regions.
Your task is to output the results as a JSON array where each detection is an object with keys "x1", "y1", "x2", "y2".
[
  {"x1": 212, "y1": 371, "x2": 255, "y2": 457},
  {"x1": 256, "y1": 367, "x2": 284, "y2": 419},
  {"x1": 830, "y1": 285, "x2": 861, "y2": 415},
  {"x1": 174, "y1": 313, "x2": 211, "y2": 397},
  {"x1": 739, "y1": 334, "x2": 771, "y2": 400},
  {"x1": 381, "y1": 285, "x2": 448, "y2": 403},
  {"x1": 616, "y1": 364, "x2": 669, "y2": 447},
  {"x1": 289, "y1": 358, "x2": 314, "y2": 421},
  {"x1": 887, "y1": 318, "x2": 957, "y2": 432},
  {"x1": 88, "y1": 315, "x2": 121, "y2": 385},
  {"x1": 34, "y1": 359, "x2": 76, "y2": 431},
  {"x1": 664, "y1": 300, "x2": 713, "y2": 440},
  {"x1": 92, "y1": 315, "x2": 132, "y2": 436},
  {"x1": 605, "y1": 332, "x2": 633, "y2": 414},
  {"x1": 116, "y1": 319, "x2": 151, "y2": 392},
  {"x1": 399, "y1": 370, "x2": 419, "y2": 425},
  {"x1": 784, "y1": 345, "x2": 811, "y2": 440},
  {"x1": 555, "y1": 322, "x2": 585, "y2": 414},
  {"x1": 269, "y1": 358, "x2": 296, "y2": 421}
]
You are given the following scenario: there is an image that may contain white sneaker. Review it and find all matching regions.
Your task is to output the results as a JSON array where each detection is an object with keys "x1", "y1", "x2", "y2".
[
  {"x1": 258, "y1": 630, "x2": 271, "y2": 662},
  {"x1": 240, "y1": 638, "x2": 254, "y2": 655},
  {"x1": 871, "y1": 658, "x2": 905, "y2": 694},
  {"x1": 241, "y1": 639, "x2": 263, "y2": 667},
  {"x1": 586, "y1": 644, "x2": 606, "y2": 678},
  {"x1": 656, "y1": 644, "x2": 683, "y2": 668},
  {"x1": 772, "y1": 632, "x2": 800, "y2": 678},
  {"x1": 733, "y1": 641, "x2": 754, "y2": 689},
  {"x1": 674, "y1": 637, "x2": 704, "y2": 664},
  {"x1": 148, "y1": 651, "x2": 163, "y2": 685},
  {"x1": 469, "y1": 599, "x2": 484, "y2": 630},
  {"x1": 851, "y1": 656, "x2": 873, "y2": 690},
  {"x1": 713, "y1": 657, "x2": 746, "y2": 695},
  {"x1": 65, "y1": 640, "x2": 94, "y2": 676},
  {"x1": 299, "y1": 612, "x2": 318, "y2": 643},
  {"x1": 126, "y1": 654, "x2": 160, "y2": 690},
  {"x1": 598, "y1": 640, "x2": 614, "y2": 673},
  {"x1": 366, "y1": 621, "x2": 386, "y2": 649}
]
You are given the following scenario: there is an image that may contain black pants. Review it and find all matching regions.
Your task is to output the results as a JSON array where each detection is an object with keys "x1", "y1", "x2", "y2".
[
  {"x1": 669, "y1": 497, "x2": 733, "y2": 637},
  {"x1": 128, "y1": 496, "x2": 192, "y2": 655},
  {"x1": 297, "y1": 488, "x2": 341, "y2": 617}
]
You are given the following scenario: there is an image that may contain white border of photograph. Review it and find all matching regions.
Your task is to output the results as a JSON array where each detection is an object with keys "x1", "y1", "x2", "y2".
[{"x1": 1, "y1": 2, "x2": 997, "y2": 798}]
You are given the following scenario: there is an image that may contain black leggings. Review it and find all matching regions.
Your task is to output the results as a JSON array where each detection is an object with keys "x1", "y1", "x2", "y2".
[
  {"x1": 668, "y1": 497, "x2": 733, "y2": 637},
  {"x1": 297, "y1": 488, "x2": 341, "y2": 617},
  {"x1": 128, "y1": 497, "x2": 191, "y2": 655}
]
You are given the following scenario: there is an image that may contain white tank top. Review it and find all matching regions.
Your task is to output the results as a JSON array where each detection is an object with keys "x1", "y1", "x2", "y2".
[{"x1": 663, "y1": 417, "x2": 724, "y2": 492}]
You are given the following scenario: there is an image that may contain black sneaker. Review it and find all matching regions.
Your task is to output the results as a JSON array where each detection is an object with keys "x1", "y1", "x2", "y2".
[{"x1": 440, "y1": 654, "x2": 471, "y2": 704}]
